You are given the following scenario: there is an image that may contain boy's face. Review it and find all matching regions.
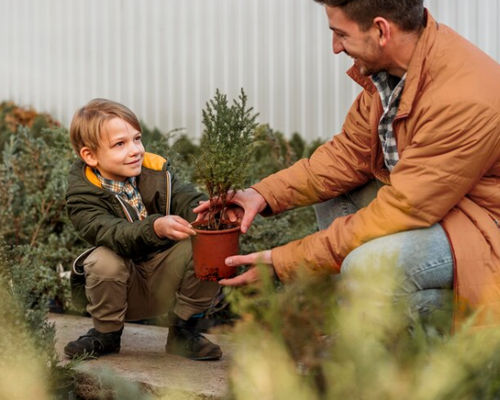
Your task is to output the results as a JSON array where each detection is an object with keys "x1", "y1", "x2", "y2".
[{"x1": 80, "y1": 117, "x2": 145, "y2": 181}]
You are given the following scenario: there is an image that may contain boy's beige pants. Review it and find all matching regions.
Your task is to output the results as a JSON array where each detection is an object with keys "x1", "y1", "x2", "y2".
[{"x1": 80, "y1": 240, "x2": 219, "y2": 333}]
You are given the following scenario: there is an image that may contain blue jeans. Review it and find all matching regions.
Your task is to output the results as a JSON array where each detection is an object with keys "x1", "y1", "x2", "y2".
[{"x1": 314, "y1": 181, "x2": 454, "y2": 318}]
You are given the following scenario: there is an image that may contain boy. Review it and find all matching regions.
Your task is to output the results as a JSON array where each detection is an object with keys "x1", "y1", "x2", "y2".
[{"x1": 64, "y1": 98, "x2": 221, "y2": 361}]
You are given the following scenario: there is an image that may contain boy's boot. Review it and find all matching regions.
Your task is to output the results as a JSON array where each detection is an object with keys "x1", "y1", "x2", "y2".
[
  {"x1": 166, "y1": 315, "x2": 222, "y2": 361},
  {"x1": 64, "y1": 327, "x2": 123, "y2": 359}
]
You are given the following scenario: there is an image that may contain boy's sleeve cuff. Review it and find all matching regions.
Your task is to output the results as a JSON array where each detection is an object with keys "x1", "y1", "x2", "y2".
[{"x1": 145, "y1": 214, "x2": 173, "y2": 247}]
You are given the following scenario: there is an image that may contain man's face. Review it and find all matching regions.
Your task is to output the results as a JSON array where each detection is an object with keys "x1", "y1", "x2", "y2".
[{"x1": 325, "y1": 6, "x2": 386, "y2": 76}]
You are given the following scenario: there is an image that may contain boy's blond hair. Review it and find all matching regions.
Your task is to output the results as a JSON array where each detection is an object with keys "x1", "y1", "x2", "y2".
[{"x1": 69, "y1": 98, "x2": 141, "y2": 155}]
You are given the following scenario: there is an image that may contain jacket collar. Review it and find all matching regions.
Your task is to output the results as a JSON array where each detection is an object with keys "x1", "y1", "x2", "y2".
[
  {"x1": 346, "y1": 9, "x2": 438, "y2": 118},
  {"x1": 84, "y1": 152, "x2": 166, "y2": 188}
]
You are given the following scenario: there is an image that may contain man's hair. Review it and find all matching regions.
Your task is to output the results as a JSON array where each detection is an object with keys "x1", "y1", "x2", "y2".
[
  {"x1": 314, "y1": 0, "x2": 425, "y2": 32},
  {"x1": 69, "y1": 98, "x2": 141, "y2": 155}
]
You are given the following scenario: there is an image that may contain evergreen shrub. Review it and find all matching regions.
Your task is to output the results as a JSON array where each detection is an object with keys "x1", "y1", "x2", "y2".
[{"x1": 194, "y1": 89, "x2": 259, "y2": 230}]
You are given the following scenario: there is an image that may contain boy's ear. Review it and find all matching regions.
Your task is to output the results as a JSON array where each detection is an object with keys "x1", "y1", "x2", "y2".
[{"x1": 79, "y1": 146, "x2": 98, "y2": 167}]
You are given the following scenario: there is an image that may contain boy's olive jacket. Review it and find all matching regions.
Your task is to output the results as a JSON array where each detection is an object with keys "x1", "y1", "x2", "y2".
[{"x1": 66, "y1": 152, "x2": 205, "y2": 260}]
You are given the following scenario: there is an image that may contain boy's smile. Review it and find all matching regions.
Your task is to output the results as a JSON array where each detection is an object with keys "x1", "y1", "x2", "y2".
[{"x1": 80, "y1": 117, "x2": 145, "y2": 181}]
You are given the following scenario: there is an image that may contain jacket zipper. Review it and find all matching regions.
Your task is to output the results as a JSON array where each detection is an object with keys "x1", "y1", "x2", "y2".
[
  {"x1": 165, "y1": 170, "x2": 172, "y2": 215},
  {"x1": 115, "y1": 195, "x2": 136, "y2": 222}
]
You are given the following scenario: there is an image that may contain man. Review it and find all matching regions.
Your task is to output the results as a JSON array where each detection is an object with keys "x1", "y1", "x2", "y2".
[{"x1": 195, "y1": 0, "x2": 500, "y2": 325}]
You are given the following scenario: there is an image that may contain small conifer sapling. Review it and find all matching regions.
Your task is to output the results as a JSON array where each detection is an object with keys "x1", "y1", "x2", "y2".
[{"x1": 195, "y1": 88, "x2": 258, "y2": 230}]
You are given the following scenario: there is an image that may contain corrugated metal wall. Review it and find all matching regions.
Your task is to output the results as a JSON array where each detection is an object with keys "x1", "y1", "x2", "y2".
[{"x1": 0, "y1": 0, "x2": 499, "y2": 141}]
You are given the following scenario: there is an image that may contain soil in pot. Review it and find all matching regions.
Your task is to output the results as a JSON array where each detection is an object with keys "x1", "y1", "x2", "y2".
[{"x1": 191, "y1": 221, "x2": 240, "y2": 281}]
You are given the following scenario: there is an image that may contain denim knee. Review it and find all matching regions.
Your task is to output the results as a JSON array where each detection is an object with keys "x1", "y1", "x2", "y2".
[{"x1": 340, "y1": 224, "x2": 454, "y2": 293}]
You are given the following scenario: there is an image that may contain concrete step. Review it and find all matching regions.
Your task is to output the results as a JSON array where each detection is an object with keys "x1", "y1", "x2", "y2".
[{"x1": 49, "y1": 313, "x2": 231, "y2": 398}]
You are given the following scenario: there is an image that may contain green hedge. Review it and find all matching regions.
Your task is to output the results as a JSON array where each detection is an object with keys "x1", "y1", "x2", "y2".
[
  {"x1": 0, "y1": 102, "x2": 321, "y2": 313},
  {"x1": 0, "y1": 101, "x2": 322, "y2": 397}
]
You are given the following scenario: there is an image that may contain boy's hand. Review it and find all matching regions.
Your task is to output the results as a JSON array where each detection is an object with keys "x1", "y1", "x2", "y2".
[{"x1": 153, "y1": 215, "x2": 196, "y2": 240}]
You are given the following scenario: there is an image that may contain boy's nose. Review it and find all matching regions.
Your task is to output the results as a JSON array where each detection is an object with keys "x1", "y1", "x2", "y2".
[{"x1": 129, "y1": 142, "x2": 144, "y2": 155}]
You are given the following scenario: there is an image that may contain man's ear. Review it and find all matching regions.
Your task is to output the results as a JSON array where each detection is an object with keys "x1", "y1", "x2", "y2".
[
  {"x1": 372, "y1": 17, "x2": 391, "y2": 46},
  {"x1": 79, "y1": 146, "x2": 98, "y2": 167}
]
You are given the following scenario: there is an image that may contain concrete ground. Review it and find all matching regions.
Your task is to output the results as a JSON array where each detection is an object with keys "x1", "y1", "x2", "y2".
[{"x1": 49, "y1": 313, "x2": 232, "y2": 399}]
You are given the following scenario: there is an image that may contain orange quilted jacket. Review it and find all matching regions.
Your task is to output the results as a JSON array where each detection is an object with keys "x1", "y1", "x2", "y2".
[{"x1": 253, "y1": 12, "x2": 500, "y2": 326}]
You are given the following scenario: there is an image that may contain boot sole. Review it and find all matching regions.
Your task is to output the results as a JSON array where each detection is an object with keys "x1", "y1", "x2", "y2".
[
  {"x1": 64, "y1": 347, "x2": 120, "y2": 360},
  {"x1": 188, "y1": 352, "x2": 223, "y2": 361},
  {"x1": 165, "y1": 346, "x2": 222, "y2": 361}
]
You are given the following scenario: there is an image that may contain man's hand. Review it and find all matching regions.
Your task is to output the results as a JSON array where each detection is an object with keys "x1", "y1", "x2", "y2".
[
  {"x1": 193, "y1": 188, "x2": 267, "y2": 233},
  {"x1": 153, "y1": 215, "x2": 196, "y2": 240},
  {"x1": 219, "y1": 250, "x2": 274, "y2": 286}
]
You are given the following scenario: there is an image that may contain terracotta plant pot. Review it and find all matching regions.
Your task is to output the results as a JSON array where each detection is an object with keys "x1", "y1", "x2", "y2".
[{"x1": 191, "y1": 221, "x2": 241, "y2": 281}]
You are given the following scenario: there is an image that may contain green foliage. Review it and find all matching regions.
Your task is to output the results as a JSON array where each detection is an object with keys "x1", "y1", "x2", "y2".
[
  {"x1": 171, "y1": 134, "x2": 200, "y2": 169},
  {"x1": 1, "y1": 126, "x2": 72, "y2": 244},
  {"x1": 0, "y1": 101, "x2": 60, "y2": 162},
  {"x1": 248, "y1": 124, "x2": 322, "y2": 183},
  {"x1": 0, "y1": 267, "x2": 53, "y2": 399},
  {"x1": 227, "y1": 265, "x2": 500, "y2": 400},
  {"x1": 139, "y1": 121, "x2": 170, "y2": 155},
  {"x1": 0, "y1": 245, "x2": 57, "y2": 361},
  {"x1": 242, "y1": 124, "x2": 320, "y2": 253},
  {"x1": 195, "y1": 89, "x2": 259, "y2": 229},
  {"x1": 240, "y1": 208, "x2": 317, "y2": 255},
  {"x1": 0, "y1": 124, "x2": 87, "y2": 313},
  {"x1": 248, "y1": 125, "x2": 294, "y2": 182},
  {"x1": 0, "y1": 99, "x2": 324, "y2": 398}
]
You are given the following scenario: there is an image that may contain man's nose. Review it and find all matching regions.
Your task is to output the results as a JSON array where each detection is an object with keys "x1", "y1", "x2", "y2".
[{"x1": 332, "y1": 35, "x2": 343, "y2": 54}]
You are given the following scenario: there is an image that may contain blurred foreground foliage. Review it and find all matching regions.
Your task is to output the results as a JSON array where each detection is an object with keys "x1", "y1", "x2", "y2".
[{"x1": 227, "y1": 265, "x2": 500, "y2": 400}]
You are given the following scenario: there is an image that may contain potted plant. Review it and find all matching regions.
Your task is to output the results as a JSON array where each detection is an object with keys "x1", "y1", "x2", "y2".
[{"x1": 192, "y1": 88, "x2": 258, "y2": 281}]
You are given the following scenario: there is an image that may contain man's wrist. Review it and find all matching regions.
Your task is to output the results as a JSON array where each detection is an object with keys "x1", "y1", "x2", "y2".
[{"x1": 247, "y1": 187, "x2": 268, "y2": 214}]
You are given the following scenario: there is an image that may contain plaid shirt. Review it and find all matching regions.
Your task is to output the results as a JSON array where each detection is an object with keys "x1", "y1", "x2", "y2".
[
  {"x1": 94, "y1": 170, "x2": 148, "y2": 220},
  {"x1": 371, "y1": 71, "x2": 407, "y2": 171}
]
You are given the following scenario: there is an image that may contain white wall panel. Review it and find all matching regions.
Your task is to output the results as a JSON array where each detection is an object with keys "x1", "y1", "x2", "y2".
[{"x1": 0, "y1": 0, "x2": 499, "y2": 142}]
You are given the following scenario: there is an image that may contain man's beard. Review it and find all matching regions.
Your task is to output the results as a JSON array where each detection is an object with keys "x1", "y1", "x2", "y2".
[{"x1": 354, "y1": 59, "x2": 383, "y2": 76}]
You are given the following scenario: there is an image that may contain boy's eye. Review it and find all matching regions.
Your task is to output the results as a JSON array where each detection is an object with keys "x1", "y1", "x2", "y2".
[{"x1": 114, "y1": 142, "x2": 124, "y2": 147}]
